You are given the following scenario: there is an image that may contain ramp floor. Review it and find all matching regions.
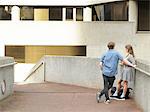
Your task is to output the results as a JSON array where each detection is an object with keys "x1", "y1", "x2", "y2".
[{"x1": 0, "y1": 82, "x2": 142, "y2": 112}]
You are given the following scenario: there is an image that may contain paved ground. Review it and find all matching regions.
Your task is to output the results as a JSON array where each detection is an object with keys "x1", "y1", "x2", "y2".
[{"x1": 0, "y1": 82, "x2": 142, "y2": 112}]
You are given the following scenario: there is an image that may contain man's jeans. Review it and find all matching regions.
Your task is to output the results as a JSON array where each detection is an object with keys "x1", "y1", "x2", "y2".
[{"x1": 100, "y1": 75, "x2": 115, "y2": 100}]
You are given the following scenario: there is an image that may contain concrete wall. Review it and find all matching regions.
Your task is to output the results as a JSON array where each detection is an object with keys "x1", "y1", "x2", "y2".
[
  {"x1": 135, "y1": 33, "x2": 150, "y2": 62},
  {"x1": 0, "y1": 57, "x2": 15, "y2": 101},
  {"x1": 86, "y1": 21, "x2": 135, "y2": 58},
  {"x1": 134, "y1": 60, "x2": 150, "y2": 112},
  {"x1": 44, "y1": 56, "x2": 102, "y2": 89},
  {"x1": 0, "y1": 21, "x2": 150, "y2": 61}
]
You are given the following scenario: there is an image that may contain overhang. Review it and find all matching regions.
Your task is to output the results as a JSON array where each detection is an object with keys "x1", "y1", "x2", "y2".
[{"x1": 0, "y1": 0, "x2": 124, "y2": 6}]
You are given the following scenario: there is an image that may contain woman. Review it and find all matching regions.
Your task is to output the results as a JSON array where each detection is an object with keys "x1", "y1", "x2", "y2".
[{"x1": 113, "y1": 44, "x2": 136, "y2": 100}]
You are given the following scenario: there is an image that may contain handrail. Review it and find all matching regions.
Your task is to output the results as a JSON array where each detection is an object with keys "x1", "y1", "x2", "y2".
[
  {"x1": 135, "y1": 67, "x2": 150, "y2": 77},
  {"x1": 24, "y1": 61, "x2": 44, "y2": 81},
  {"x1": 119, "y1": 63, "x2": 150, "y2": 76},
  {"x1": 0, "y1": 62, "x2": 17, "y2": 68}
]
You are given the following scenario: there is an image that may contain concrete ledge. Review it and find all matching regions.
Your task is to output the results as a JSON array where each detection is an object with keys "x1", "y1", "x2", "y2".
[
  {"x1": 0, "y1": 57, "x2": 15, "y2": 101},
  {"x1": 134, "y1": 60, "x2": 150, "y2": 112}
]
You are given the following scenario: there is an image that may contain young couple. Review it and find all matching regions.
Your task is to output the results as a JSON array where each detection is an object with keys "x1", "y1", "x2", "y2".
[{"x1": 97, "y1": 42, "x2": 136, "y2": 104}]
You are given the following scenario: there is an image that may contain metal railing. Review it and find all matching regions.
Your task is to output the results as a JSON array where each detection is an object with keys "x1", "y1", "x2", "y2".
[{"x1": 24, "y1": 61, "x2": 44, "y2": 81}]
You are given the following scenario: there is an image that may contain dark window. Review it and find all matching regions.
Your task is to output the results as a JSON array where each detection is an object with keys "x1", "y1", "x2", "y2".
[
  {"x1": 76, "y1": 8, "x2": 83, "y2": 21},
  {"x1": 49, "y1": 7, "x2": 62, "y2": 21},
  {"x1": 5, "y1": 46, "x2": 25, "y2": 63},
  {"x1": 20, "y1": 6, "x2": 34, "y2": 20},
  {"x1": 92, "y1": 6, "x2": 99, "y2": 21},
  {"x1": 138, "y1": 1, "x2": 150, "y2": 31},
  {"x1": 104, "y1": 4, "x2": 112, "y2": 21},
  {"x1": 110, "y1": 2, "x2": 128, "y2": 21},
  {"x1": 66, "y1": 8, "x2": 73, "y2": 20},
  {"x1": 92, "y1": 1, "x2": 128, "y2": 21},
  {"x1": 5, "y1": 45, "x2": 86, "y2": 63},
  {"x1": 0, "y1": 6, "x2": 11, "y2": 20}
]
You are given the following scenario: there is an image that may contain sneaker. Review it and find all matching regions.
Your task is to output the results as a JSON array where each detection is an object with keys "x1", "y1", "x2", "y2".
[
  {"x1": 119, "y1": 93, "x2": 125, "y2": 100},
  {"x1": 96, "y1": 92, "x2": 101, "y2": 103},
  {"x1": 104, "y1": 100, "x2": 111, "y2": 104},
  {"x1": 112, "y1": 91, "x2": 118, "y2": 97},
  {"x1": 110, "y1": 92, "x2": 118, "y2": 100},
  {"x1": 120, "y1": 93, "x2": 123, "y2": 97},
  {"x1": 116, "y1": 97, "x2": 125, "y2": 100},
  {"x1": 110, "y1": 96, "x2": 118, "y2": 100}
]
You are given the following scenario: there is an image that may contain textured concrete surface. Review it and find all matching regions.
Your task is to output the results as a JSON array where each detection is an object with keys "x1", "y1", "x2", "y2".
[
  {"x1": 0, "y1": 57, "x2": 14, "y2": 65},
  {"x1": 1, "y1": 21, "x2": 150, "y2": 61},
  {"x1": 134, "y1": 60, "x2": 150, "y2": 112},
  {"x1": 0, "y1": 82, "x2": 142, "y2": 112},
  {"x1": 44, "y1": 56, "x2": 102, "y2": 89},
  {"x1": 0, "y1": 57, "x2": 15, "y2": 100}
]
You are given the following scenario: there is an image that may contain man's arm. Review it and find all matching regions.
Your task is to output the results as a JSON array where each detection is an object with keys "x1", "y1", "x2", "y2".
[{"x1": 98, "y1": 53, "x2": 105, "y2": 69}]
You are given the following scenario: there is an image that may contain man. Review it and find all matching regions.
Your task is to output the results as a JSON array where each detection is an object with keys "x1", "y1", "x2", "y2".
[{"x1": 97, "y1": 42, "x2": 136, "y2": 104}]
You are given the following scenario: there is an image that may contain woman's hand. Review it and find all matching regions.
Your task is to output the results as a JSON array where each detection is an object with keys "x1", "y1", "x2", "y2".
[{"x1": 133, "y1": 64, "x2": 137, "y2": 68}]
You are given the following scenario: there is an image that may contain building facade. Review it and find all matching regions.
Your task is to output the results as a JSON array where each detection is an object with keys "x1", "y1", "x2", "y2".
[{"x1": 0, "y1": 0, "x2": 150, "y2": 63}]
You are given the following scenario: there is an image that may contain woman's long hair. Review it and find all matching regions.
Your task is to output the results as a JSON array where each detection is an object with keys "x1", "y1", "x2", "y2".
[{"x1": 125, "y1": 44, "x2": 135, "y2": 57}]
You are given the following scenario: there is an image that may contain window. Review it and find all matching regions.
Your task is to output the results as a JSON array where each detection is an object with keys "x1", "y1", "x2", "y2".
[
  {"x1": 5, "y1": 46, "x2": 25, "y2": 63},
  {"x1": 49, "y1": 7, "x2": 62, "y2": 21},
  {"x1": 110, "y1": 2, "x2": 128, "y2": 21},
  {"x1": 34, "y1": 8, "x2": 49, "y2": 21},
  {"x1": 76, "y1": 8, "x2": 83, "y2": 21},
  {"x1": 20, "y1": 6, "x2": 34, "y2": 20},
  {"x1": 66, "y1": 8, "x2": 73, "y2": 20},
  {"x1": 0, "y1": 6, "x2": 11, "y2": 20},
  {"x1": 138, "y1": 1, "x2": 150, "y2": 31},
  {"x1": 104, "y1": 4, "x2": 111, "y2": 21},
  {"x1": 92, "y1": 1, "x2": 128, "y2": 21},
  {"x1": 5, "y1": 45, "x2": 86, "y2": 63}
]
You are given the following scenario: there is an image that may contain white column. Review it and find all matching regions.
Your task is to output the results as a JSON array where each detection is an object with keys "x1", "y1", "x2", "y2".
[
  {"x1": 83, "y1": 7, "x2": 92, "y2": 21},
  {"x1": 11, "y1": 6, "x2": 20, "y2": 21},
  {"x1": 73, "y1": 8, "x2": 76, "y2": 21},
  {"x1": 63, "y1": 8, "x2": 66, "y2": 21},
  {"x1": 0, "y1": 43, "x2": 5, "y2": 56},
  {"x1": 129, "y1": 0, "x2": 138, "y2": 29}
]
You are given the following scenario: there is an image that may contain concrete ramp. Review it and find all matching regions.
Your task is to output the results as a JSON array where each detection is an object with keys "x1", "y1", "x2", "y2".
[{"x1": 0, "y1": 82, "x2": 142, "y2": 112}]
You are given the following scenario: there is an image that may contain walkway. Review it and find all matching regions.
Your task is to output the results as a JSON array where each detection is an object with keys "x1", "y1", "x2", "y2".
[{"x1": 0, "y1": 82, "x2": 142, "y2": 112}]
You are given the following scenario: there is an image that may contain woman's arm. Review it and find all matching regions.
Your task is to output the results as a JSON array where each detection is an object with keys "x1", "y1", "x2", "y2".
[{"x1": 122, "y1": 59, "x2": 136, "y2": 68}]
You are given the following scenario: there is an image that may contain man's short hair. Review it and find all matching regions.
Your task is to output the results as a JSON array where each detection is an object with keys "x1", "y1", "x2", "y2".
[{"x1": 107, "y1": 42, "x2": 115, "y2": 49}]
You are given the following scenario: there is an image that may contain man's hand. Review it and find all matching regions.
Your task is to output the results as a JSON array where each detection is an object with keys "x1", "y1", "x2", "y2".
[{"x1": 99, "y1": 62, "x2": 103, "y2": 70}]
